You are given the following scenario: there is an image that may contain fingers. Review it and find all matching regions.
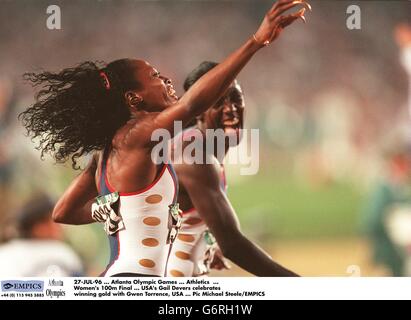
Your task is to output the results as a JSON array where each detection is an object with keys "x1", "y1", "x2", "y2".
[
  {"x1": 274, "y1": 7, "x2": 306, "y2": 30},
  {"x1": 210, "y1": 262, "x2": 224, "y2": 270},
  {"x1": 210, "y1": 259, "x2": 229, "y2": 270},
  {"x1": 212, "y1": 256, "x2": 231, "y2": 270},
  {"x1": 270, "y1": 0, "x2": 311, "y2": 18},
  {"x1": 299, "y1": 12, "x2": 306, "y2": 24},
  {"x1": 292, "y1": 7, "x2": 307, "y2": 24},
  {"x1": 254, "y1": 0, "x2": 310, "y2": 47},
  {"x1": 284, "y1": 8, "x2": 307, "y2": 26},
  {"x1": 222, "y1": 259, "x2": 231, "y2": 270},
  {"x1": 272, "y1": 0, "x2": 311, "y2": 17},
  {"x1": 298, "y1": 1, "x2": 311, "y2": 12},
  {"x1": 270, "y1": 0, "x2": 295, "y2": 14},
  {"x1": 265, "y1": 6, "x2": 306, "y2": 44},
  {"x1": 209, "y1": 258, "x2": 219, "y2": 269}
]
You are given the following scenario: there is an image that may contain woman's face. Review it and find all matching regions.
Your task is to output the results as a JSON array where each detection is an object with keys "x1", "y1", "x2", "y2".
[
  {"x1": 201, "y1": 80, "x2": 245, "y2": 141},
  {"x1": 129, "y1": 60, "x2": 178, "y2": 112}
]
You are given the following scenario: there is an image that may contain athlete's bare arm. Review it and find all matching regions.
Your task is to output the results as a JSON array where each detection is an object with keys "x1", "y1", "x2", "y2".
[
  {"x1": 53, "y1": 0, "x2": 311, "y2": 222},
  {"x1": 52, "y1": 154, "x2": 98, "y2": 224},
  {"x1": 142, "y1": 0, "x2": 310, "y2": 140},
  {"x1": 102, "y1": 0, "x2": 310, "y2": 194},
  {"x1": 174, "y1": 160, "x2": 298, "y2": 277}
]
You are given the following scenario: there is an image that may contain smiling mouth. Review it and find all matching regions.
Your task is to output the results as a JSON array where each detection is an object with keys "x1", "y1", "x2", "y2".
[
  {"x1": 167, "y1": 85, "x2": 178, "y2": 100},
  {"x1": 222, "y1": 118, "x2": 240, "y2": 127}
]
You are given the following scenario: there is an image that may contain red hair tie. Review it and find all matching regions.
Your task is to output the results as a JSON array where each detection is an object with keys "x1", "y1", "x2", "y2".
[{"x1": 99, "y1": 71, "x2": 111, "y2": 90}]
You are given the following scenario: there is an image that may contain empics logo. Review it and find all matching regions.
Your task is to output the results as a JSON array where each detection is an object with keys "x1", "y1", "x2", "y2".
[
  {"x1": 1, "y1": 280, "x2": 44, "y2": 292},
  {"x1": 2, "y1": 283, "x2": 13, "y2": 290}
]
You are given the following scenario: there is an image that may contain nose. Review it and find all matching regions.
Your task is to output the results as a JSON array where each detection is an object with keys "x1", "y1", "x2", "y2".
[{"x1": 223, "y1": 101, "x2": 237, "y2": 113}]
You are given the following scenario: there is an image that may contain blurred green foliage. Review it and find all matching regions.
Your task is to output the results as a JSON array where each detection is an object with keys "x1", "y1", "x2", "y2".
[{"x1": 228, "y1": 172, "x2": 364, "y2": 239}]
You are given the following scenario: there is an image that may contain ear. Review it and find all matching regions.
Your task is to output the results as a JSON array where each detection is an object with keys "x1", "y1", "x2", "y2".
[{"x1": 125, "y1": 91, "x2": 143, "y2": 109}]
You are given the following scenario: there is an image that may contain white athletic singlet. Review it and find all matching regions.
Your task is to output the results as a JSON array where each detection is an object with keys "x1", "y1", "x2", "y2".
[
  {"x1": 98, "y1": 149, "x2": 179, "y2": 277},
  {"x1": 167, "y1": 128, "x2": 227, "y2": 277}
]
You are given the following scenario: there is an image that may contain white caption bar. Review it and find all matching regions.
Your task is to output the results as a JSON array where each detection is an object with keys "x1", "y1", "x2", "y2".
[{"x1": 0, "y1": 277, "x2": 410, "y2": 300}]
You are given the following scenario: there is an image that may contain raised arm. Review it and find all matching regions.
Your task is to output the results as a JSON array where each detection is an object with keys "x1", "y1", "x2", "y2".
[
  {"x1": 153, "y1": 0, "x2": 310, "y2": 133},
  {"x1": 52, "y1": 154, "x2": 99, "y2": 225},
  {"x1": 175, "y1": 160, "x2": 298, "y2": 276}
]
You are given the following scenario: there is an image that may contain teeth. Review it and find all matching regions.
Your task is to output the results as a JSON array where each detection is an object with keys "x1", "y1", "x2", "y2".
[
  {"x1": 167, "y1": 86, "x2": 176, "y2": 97},
  {"x1": 223, "y1": 118, "x2": 239, "y2": 126},
  {"x1": 167, "y1": 86, "x2": 178, "y2": 100}
]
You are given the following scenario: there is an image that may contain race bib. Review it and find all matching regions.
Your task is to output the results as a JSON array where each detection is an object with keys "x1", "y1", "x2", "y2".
[
  {"x1": 91, "y1": 192, "x2": 124, "y2": 235},
  {"x1": 167, "y1": 203, "x2": 182, "y2": 244}
]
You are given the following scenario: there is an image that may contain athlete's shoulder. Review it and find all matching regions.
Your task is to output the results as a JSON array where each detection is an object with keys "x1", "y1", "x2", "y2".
[{"x1": 114, "y1": 113, "x2": 158, "y2": 149}]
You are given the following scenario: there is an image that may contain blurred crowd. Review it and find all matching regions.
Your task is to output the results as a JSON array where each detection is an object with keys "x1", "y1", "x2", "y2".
[{"x1": 0, "y1": 0, "x2": 411, "y2": 276}]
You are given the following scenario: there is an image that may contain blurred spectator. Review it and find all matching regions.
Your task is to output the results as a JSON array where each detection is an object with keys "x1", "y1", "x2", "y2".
[
  {"x1": 362, "y1": 138, "x2": 411, "y2": 276},
  {"x1": 361, "y1": 24, "x2": 411, "y2": 277},
  {"x1": 395, "y1": 23, "x2": 411, "y2": 119},
  {"x1": 0, "y1": 77, "x2": 14, "y2": 187},
  {"x1": 0, "y1": 77, "x2": 15, "y2": 243},
  {"x1": 0, "y1": 194, "x2": 84, "y2": 277},
  {"x1": 385, "y1": 204, "x2": 411, "y2": 276},
  {"x1": 378, "y1": 23, "x2": 411, "y2": 277}
]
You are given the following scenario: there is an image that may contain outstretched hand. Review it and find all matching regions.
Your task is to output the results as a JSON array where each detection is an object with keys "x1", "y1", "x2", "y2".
[{"x1": 254, "y1": 0, "x2": 311, "y2": 47}]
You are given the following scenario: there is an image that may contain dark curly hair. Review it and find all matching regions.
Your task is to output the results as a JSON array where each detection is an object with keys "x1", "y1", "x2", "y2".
[{"x1": 19, "y1": 59, "x2": 141, "y2": 169}]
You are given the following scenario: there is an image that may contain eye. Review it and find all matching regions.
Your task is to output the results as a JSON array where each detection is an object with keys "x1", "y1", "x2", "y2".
[
  {"x1": 234, "y1": 102, "x2": 245, "y2": 109},
  {"x1": 232, "y1": 96, "x2": 245, "y2": 108},
  {"x1": 213, "y1": 97, "x2": 225, "y2": 109}
]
